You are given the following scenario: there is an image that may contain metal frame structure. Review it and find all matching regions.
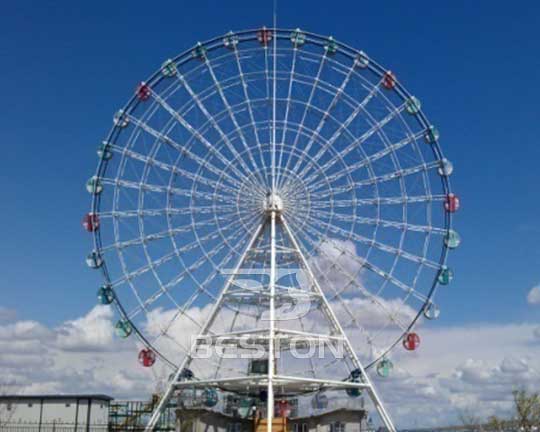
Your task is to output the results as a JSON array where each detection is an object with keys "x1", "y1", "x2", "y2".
[
  {"x1": 144, "y1": 209, "x2": 394, "y2": 432},
  {"x1": 85, "y1": 27, "x2": 458, "y2": 432}
]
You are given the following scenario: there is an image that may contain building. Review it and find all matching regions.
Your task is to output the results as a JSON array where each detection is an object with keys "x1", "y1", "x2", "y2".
[
  {"x1": 289, "y1": 409, "x2": 368, "y2": 432},
  {"x1": 175, "y1": 408, "x2": 369, "y2": 432},
  {"x1": 0, "y1": 394, "x2": 112, "y2": 431}
]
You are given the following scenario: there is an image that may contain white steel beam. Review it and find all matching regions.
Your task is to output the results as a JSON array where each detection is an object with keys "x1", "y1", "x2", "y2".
[
  {"x1": 144, "y1": 222, "x2": 265, "y2": 431},
  {"x1": 281, "y1": 216, "x2": 397, "y2": 432}
]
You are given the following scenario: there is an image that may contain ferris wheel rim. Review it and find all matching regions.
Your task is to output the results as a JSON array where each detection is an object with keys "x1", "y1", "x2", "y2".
[{"x1": 88, "y1": 27, "x2": 455, "y2": 374}]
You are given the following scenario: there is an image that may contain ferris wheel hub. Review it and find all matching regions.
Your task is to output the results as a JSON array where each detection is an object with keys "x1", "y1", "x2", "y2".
[{"x1": 265, "y1": 192, "x2": 284, "y2": 214}]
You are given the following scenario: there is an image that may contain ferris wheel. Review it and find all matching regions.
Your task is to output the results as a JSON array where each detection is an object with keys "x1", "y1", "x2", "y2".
[{"x1": 84, "y1": 28, "x2": 459, "y2": 432}]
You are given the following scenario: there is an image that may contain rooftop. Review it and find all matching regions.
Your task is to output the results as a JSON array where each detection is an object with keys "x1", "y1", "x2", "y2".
[{"x1": 0, "y1": 394, "x2": 114, "y2": 401}]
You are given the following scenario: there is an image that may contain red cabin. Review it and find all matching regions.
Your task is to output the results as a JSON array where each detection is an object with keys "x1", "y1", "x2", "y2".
[
  {"x1": 382, "y1": 71, "x2": 396, "y2": 90},
  {"x1": 444, "y1": 193, "x2": 460, "y2": 213},
  {"x1": 82, "y1": 213, "x2": 100, "y2": 232},
  {"x1": 138, "y1": 348, "x2": 156, "y2": 367},
  {"x1": 402, "y1": 332, "x2": 420, "y2": 351},
  {"x1": 257, "y1": 28, "x2": 273, "y2": 46},
  {"x1": 136, "y1": 82, "x2": 151, "y2": 101},
  {"x1": 276, "y1": 400, "x2": 291, "y2": 417}
]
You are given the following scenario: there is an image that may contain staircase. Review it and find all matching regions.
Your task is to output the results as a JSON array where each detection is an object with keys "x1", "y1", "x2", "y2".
[{"x1": 254, "y1": 417, "x2": 287, "y2": 432}]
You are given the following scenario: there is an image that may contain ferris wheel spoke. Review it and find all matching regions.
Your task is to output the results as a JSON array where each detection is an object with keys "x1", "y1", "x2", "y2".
[
  {"x1": 311, "y1": 207, "x2": 445, "y2": 236},
  {"x1": 310, "y1": 160, "x2": 442, "y2": 200},
  {"x1": 303, "y1": 130, "x2": 423, "y2": 192},
  {"x1": 158, "y1": 289, "x2": 209, "y2": 339},
  {"x1": 277, "y1": 115, "x2": 356, "y2": 194},
  {"x1": 131, "y1": 245, "x2": 191, "y2": 339},
  {"x1": 294, "y1": 208, "x2": 439, "y2": 268},
  {"x1": 167, "y1": 95, "x2": 269, "y2": 199},
  {"x1": 287, "y1": 60, "x2": 357, "y2": 180},
  {"x1": 288, "y1": 211, "x2": 430, "y2": 305},
  {"x1": 203, "y1": 57, "x2": 267, "y2": 188},
  {"x1": 188, "y1": 214, "x2": 262, "y2": 278},
  {"x1": 213, "y1": 309, "x2": 242, "y2": 379},
  {"x1": 147, "y1": 225, "x2": 253, "y2": 343},
  {"x1": 209, "y1": 140, "x2": 267, "y2": 200},
  {"x1": 310, "y1": 194, "x2": 446, "y2": 209},
  {"x1": 100, "y1": 177, "x2": 235, "y2": 204},
  {"x1": 275, "y1": 106, "x2": 362, "y2": 194},
  {"x1": 171, "y1": 75, "x2": 257, "y2": 183},
  {"x1": 109, "y1": 214, "x2": 248, "y2": 288},
  {"x1": 297, "y1": 313, "x2": 318, "y2": 378},
  {"x1": 275, "y1": 44, "x2": 299, "y2": 189},
  {"x1": 125, "y1": 113, "x2": 244, "y2": 190},
  {"x1": 284, "y1": 213, "x2": 405, "y2": 347},
  {"x1": 295, "y1": 99, "x2": 408, "y2": 183},
  {"x1": 127, "y1": 226, "x2": 250, "y2": 325},
  {"x1": 174, "y1": 96, "x2": 360, "y2": 196},
  {"x1": 279, "y1": 74, "x2": 380, "y2": 190},
  {"x1": 286, "y1": 210, "x2": 427, "y2": 302},
  {"x1": 309, "y1": 249, "x2": 409, "y2": 340},
  {"x1": 102, "y1": 213, "x2": 237, "y2": 254},
  {"x1": 127, "y1": 243, "x2": 232, "y2": 324},
  {"x1": 145, "y1": 93, "x2": 253, "y2": 188},
  {"x1": 133, "y1": 218, "x2": 260, "y2": 335},
  {"x1": 167, "y1": 213, "x2": 260, "y2": 288},
  {"x1": 259, "y1": 38, "x2": 275, "y2": 189},
  {"x1": 157, "y1": 332, "x2": 192, "y2": 360},
  {"x1": 232, "y1": 47, "x2": 269, "y2": 186},
  {"x1": 278, "y1": 53, "x2": 328, "y2": 188},
  {"x1": 126, "y1": 114, "x2": 239, "y2": 189},
  {"x1": 97, "y1": 204, "x2": 236, "y2": 219},
  {"x1": 291, "y1": 79, "x2": 382, "y2": 184},
  {"x1": 271, "y1": 26, "x2": 278, "y2": 192},
  {"x1": 109, "y1": 144, "x2": 240, "y2": 196}
]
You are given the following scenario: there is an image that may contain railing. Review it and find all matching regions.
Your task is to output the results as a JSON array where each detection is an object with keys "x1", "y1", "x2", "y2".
[{"x1": 0, "y1": 424, "x2": 109, "y2": 432}]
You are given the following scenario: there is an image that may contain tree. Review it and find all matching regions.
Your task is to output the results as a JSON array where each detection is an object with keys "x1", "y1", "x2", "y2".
[
  {"x1": 512, "y1": 389, "x2": 540, "y2": 432},
  {"x1": 459, "y1": 408, "x2": 482, "y2": 432},
  {"x1": 486, "y1": 415, "x2": 510, "y2": 432},
  {"x1": 485, "y1": 389, "x2": 540, "y2": 432}
]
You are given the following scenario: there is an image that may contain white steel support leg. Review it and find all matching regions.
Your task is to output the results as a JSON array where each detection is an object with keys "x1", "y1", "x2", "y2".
[
  {"x1": 144, "y1": 223, "x2": 265, "y2": 432},
  {"x1": 268, "y1": 17, "x2": 277, "y2": 430},
  {"x1": 280, "y1": 216, "x2": 396, "y2": 432},
  {"x1": 267, "y1": 211, "x2": 277, "y2": 432}
]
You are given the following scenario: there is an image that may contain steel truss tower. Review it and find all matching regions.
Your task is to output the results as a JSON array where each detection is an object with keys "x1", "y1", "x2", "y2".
[{"x1": 145, "y1": 197, "x2": 396, "y2": 432}]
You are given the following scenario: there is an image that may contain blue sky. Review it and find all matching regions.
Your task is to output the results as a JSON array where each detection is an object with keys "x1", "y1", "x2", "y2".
[
  {"x1": 2, "y1": 1, "x2": 540, "y2": 426},
  {"x1": 1, "y1": 0, "x2": 539, "y2": 326}
]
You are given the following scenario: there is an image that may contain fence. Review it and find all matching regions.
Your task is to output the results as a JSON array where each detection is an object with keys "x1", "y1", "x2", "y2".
[{"x1": 0, "y1": 424, "x2": 108, "y2": 432}]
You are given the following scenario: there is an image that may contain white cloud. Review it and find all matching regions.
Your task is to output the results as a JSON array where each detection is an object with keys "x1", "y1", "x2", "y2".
[
  {"x1": 371, "y1": 323, "x2": 540, "y2": 427},
  {"x1": 2, "y1": 304, "x2": 540, "y2": 429},
  {"x1": 0, "y1": 320, "x2": 52, "y2": 340},
  {"x1": 54, "y1": 305, "x2": 116, "y2": 352},
  {"x1": 527, "y1": 284, "x2": 540, "y2": 305}
]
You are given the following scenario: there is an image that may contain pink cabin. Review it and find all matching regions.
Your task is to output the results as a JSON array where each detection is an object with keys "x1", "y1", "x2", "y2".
[
  {"x1": 257, "y1": 28, "x2": 272, "y2": 46},
  {"x1": 82, "y1": 213, "x2": 100, "y2": 232},
  {"x1": 444, "y1": 193, "x2": 460, "y2": 213},
  {"x1": 138, "y1": 348, "x2": 156, "y2": 367},
  {"x1": 402, "y1": 332, "x2": 420, "y2": 351},
  {"x1": 136, "y1": 82, "x2": 151, "y2": 101},
  {"x1": 382, "y1": 71, "x2": 397, "y2": 90},
  {"x1": 276, "y1": 400, "x2": 291, "y2": 417}
]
